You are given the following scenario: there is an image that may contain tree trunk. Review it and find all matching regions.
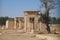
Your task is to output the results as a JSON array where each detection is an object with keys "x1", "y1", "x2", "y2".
[{"x1": 46, "y1": 10, "x2": 51, "y2": 33}]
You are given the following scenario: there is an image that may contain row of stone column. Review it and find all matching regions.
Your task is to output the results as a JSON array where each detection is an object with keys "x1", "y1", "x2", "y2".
[{"x1": 5, "y1": 18, "x2": 23, "y2": 30}]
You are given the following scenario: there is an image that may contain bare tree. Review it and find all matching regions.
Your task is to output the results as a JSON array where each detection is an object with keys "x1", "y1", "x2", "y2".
[{"x1": 39, "y1": 0, "x2": 56, "y2": 33}]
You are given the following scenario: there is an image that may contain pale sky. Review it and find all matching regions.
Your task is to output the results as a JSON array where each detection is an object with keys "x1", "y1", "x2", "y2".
[{"x1": 0, "y1": 0, "x2": 60, "y2": 18}]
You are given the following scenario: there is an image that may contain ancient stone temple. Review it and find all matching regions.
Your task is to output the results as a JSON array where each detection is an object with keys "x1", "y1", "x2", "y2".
[
  {"x1": 24, "y1": 11, "x2": 40, "y2": 33},
  {"x1": 5, "y1": 10, "x2": 47, "y2": 33},
  {"x1": 14, "y1": 17, "x2": 24, "y2": 30},
  {"x1": 6, "y1": 17, "x2": 24, "y2": 30},
  {"x1": 6, "y1": 18, "x2": 14, "y2": 29}
]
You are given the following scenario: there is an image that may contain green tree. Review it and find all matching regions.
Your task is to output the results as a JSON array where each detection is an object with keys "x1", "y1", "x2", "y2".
[
  {"x1": 56, "y1": 18, "x2": 60, "y2": 24},
  {"x1": 0, "y1": 17, "x2": 8, "y2": 26}
]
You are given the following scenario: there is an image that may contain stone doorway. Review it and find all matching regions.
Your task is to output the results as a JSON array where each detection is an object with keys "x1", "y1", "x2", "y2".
[{"x1": 24, "y1": 11, "x2": 40, "y2": 33}]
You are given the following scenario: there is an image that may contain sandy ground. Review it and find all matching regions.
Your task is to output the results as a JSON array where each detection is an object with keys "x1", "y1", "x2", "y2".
[
  {"x1": 0, "y1": 32, "x2": 40, "y2": 40},
  {"x1": 0, "y1": 24, "x2": 60, "y2": 40},
  {"x1": 0, "y1": 32, "x2": 60, "y2": 40},
  {"x1": 36, "y1": 34, "x2": 60, "y2": 40}
]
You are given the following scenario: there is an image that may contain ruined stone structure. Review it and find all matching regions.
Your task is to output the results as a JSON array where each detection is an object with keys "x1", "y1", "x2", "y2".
[
  {"x1": 6, "y1": 17, "x2": 24, "y2": 30},
  {"x1": 6, "y1": 18, "x2": 14, "y2": 29},
  {"x1": 14, "y1": 17, "x2": 24, "y2": 30},
  {"x1": 5, "y1": 11, "x2": 47, "y2": 33},
  {"x1": 24, "y1": 11, "x2": 40, "y2": 33}
]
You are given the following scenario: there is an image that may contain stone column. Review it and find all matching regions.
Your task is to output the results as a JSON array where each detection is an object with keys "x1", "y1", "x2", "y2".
[
  {"x1": 34, "y1": 15, "x2": 38, "y2": 32},
  {"x1": 19, "y1": 20, "x2": 22, "y2": 29},
  {"x1": 6, "y1": 20, "x2": 8, "y2": 29},
  {"x1": 24, "y1": 13, "x2": 27, "y2": 32},
  {"x1": 27, "y1": 17, "x2": 31, "y2": 32},
  {"x1": 14, "y1": 19, "x2": 16, "y2": 29}
]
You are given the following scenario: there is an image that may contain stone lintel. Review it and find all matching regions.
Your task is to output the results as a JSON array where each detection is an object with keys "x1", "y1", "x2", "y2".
[{"x1": 24, "y1": 10, "x2": 40, "y2": 13}]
